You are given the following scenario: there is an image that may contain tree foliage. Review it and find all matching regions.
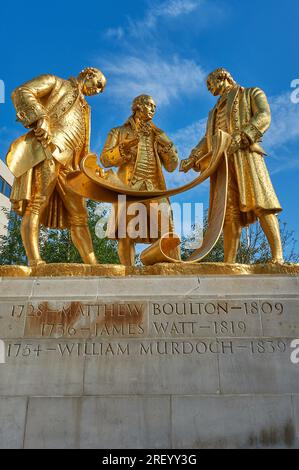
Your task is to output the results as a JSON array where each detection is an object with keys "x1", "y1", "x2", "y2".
[{"x1": 0, "y1": 201, "x2": 119, "y2": 265}]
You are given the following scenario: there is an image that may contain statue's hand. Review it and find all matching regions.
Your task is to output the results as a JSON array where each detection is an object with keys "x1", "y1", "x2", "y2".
[
  {"x1": 229, "y1": 131, "x2": 251, "y2": 155},
  {"x1": 119, "y1": 139, "x2": 138, "y2": 163},
  {"x1": 179, "y1": 158, "x2": 195, "y2": 173},
  {"x1": 228, "y1": 132, "x2": 242, "y2": 155},
  {"x1": 121, "y1": 138, "x2": 139, "y2": 150},
  {"x1": 34, "y1": 117, "x2": 51, "y2": 148}
]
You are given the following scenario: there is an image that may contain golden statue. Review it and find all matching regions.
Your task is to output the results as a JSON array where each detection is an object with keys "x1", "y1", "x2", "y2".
[
  {"x1": 181, "y1": 68, "x2": 284, "y2": 264},
  {"x1": 6, "y1": 67, "x2": 106, "y2": 266},
  {"x1": 100, "y1": 94, "x2": 180, "y2": 265},
  {"x1": 2, "y1": 65, "x2": 297, "y2": 277}
]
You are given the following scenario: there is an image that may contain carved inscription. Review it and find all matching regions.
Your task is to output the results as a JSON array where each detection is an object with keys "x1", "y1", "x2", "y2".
[
  {"x1": 5, "y1": 339, "x2": 288, "y2": 359},
  {"x1": 0, "y1": 298, "x2": 296, "y2": 361},
  {"x1": 23, "y1": 302, "x2": 147, "y2": 338},
  {"x1": 150, "y1": 300, "x2": 284, "y2": 338},
  {"x1": 151, "y1": 301, "x2": 284, "y2": 316}
]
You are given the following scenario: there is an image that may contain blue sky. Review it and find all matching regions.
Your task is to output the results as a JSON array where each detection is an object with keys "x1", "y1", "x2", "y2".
[{"x1": 1, "y1": 0, "x2": 299, "y2": 246}]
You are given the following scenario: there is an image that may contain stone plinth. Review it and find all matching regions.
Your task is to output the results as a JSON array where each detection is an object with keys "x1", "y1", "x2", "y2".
[
  {"x1": 1, "y1": 262, "x2": 299, "y2": 277},
  {"x1": 0, "y1": 271, "x2": 299, "y2": 448}
]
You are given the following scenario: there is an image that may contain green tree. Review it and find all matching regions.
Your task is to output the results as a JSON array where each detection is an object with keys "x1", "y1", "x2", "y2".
[
  {"x1": 86, "y1": 200, "x2": 119, "y2": 264},
  {"x1": 0, "y1": 200, "x2": 119, "y2": 265},
  {"x1": 0, "y1": 208, "x2": 27, "y2": 265}
]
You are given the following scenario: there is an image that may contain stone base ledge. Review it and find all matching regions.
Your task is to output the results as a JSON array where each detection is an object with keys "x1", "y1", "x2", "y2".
[{"x1": 0, "y1": 262, "x2": 298, "y2": 278}]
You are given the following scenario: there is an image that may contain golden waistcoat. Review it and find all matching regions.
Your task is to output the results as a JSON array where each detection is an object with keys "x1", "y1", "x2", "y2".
[{"x1": 131, "y1": 124, "x2": 159, "y2": 190}]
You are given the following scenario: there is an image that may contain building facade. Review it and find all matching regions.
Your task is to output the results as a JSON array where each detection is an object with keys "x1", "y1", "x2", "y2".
[{"x1": 0, "y1": 159, "x2": 13, "y2": 237}]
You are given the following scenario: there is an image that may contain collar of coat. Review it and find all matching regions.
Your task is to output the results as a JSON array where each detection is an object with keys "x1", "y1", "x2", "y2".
[
  {"x1": 215, "y1": 85, "x2": 245, "y2": 110},
  {"x1": 124, "y1": 116, "x2": 163, "y2": 135},
  {"x1": 68, "y1": 76, "x2": 87, "y2": 102}
]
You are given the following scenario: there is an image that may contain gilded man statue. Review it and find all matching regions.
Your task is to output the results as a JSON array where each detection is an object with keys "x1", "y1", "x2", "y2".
[
  {"x1": 6, "y1": 67, "x2": 106, "y2": 266},
  {"x1": 100, "y1": 94, "x2": 180, "y2": 266},
  {"x1": 181, "y1": 68, "x2": 283, "y2": 264}
]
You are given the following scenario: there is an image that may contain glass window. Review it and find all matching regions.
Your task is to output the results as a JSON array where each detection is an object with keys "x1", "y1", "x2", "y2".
[
  {"x1": 0, "y1": 176, "x2": 4, "y2": 195},
  {"x1": 4, "y1": 182, "x2": 11, "y2": 198}
]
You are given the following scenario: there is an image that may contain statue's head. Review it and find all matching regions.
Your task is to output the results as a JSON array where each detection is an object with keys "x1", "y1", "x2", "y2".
[
  {"x1": 132, "y1": 94, "x2": 156, "y2": 122},
  {"x1": 206, "y1": 68, "x2": 236, "y2": 96},
  {"x1": 77, "y1": 67, "x2": 107, "y2": 96}
]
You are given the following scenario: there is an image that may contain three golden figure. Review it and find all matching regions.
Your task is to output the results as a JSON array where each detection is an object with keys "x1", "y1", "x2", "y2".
[{"x1": 6, "y1": 66, "x2": 284, "y2": 267}]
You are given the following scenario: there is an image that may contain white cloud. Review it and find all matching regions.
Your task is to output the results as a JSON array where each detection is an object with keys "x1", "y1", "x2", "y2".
[
  {"x1": 105, "y1": 27, "x2": 124, "y2": 41},
  {"x1": 103, "y1": 54, "x2": 205, "y2": 107},
  {"x1": 134, "y1": 0, "x2": 200, "y2": 29},
  {"x1": 105, "y1": 0, "x2": 201, "y2": 40},
  {"x1": 259, "y1": 92, "x2": 299, "y2": 175},
  {"x1": 270, "y1": 157, "x2": 299, "y2": 175},
  {"x1": 154, "y1": 0, "x2": 200, "y2": 17},
  {"x1": 170, "y1": 119, "x2": 206, "y2": 157},
  {"x1": 101, "y1": 1, "x2": 207, "y2": 111},
  {"x1": 264, "y1": 92, "x2": 299, "y2": 151}
]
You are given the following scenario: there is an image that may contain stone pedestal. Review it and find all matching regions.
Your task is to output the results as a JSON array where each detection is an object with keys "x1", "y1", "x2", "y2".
[{"x1": 0, "y1": 269, "x2": 299, "y2": 448}]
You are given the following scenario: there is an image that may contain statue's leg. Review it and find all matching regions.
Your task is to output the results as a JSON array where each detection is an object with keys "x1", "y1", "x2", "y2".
[
  {"x1": 21, "y1": 210, "x2": 43, "y2": 266},
  {"x1": 223, "y1": 221, "x2": 242, "y2": 263},
  {"x1": 58, "y1": 172, "x2": 97, "y2": 265},
  {"x1": 258, "y1": 212, "x2": 284, "y2": 263},
  {"x1": 70, "y1": 225, "x2": 97, "y2": 265},
  {"x1": 22, "y1": 159, "x2": 59, "y2": 266},
  {"x1": 118, "y1": 238, "x2": 136, "y2": 266}
]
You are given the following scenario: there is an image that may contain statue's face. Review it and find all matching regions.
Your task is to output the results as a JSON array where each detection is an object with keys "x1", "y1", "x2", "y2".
[
  {"x1": 207, "y1": 73, "x2": 230, "y2": 96},
  {"x1": 82, "y1": 71, "x2": 107, "y2": 96},
  {"x1": 138, "y1": 97, "x2": 157, "y2": 121}
]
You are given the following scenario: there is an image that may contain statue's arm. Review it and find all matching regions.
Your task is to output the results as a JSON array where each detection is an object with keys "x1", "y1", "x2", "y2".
[
  {"x1": 190, "y1": 137, "x2": 208, "y2": 159},
  {"x1": 156, "y1": 131, "x2": 179, "y2": 172},
  {"x1": 242, "y1": 88, "x2": 271, "y2": 144},
  {"x1": 180, "y1": 136, "x2": 209, "y2": 173},
  {"x1": 12, "y1": 74, "x2": 57, "y2": 128},
  {"x1": 100, "y1": 128, "x2": 126, "y2": 167}
]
